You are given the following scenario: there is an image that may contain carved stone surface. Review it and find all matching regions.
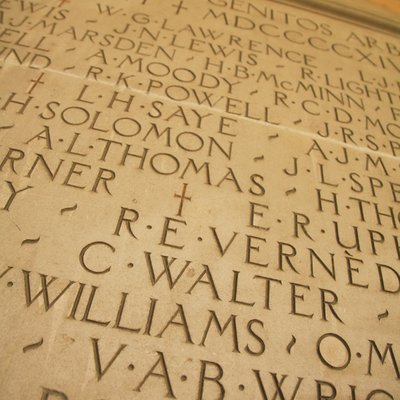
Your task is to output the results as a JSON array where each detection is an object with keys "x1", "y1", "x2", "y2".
[{"x1": 0, "y1": 0, "x2": 399, "y2": 399}]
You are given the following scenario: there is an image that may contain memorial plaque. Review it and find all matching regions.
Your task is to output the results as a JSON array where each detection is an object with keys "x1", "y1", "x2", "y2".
[{"x1": 0, "y1": 0, "x2": 399, "y2": 399}]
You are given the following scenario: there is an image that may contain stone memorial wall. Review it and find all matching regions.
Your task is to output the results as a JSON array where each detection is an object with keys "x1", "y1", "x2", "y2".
[{"x1": 0, "y1": 0, "x2": 398, "y2": 399}]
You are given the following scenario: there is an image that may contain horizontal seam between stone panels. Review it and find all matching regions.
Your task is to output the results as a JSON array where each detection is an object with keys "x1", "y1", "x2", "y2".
[{"x1": 1, "y1": 60, "x2": 399, "y2": 163}]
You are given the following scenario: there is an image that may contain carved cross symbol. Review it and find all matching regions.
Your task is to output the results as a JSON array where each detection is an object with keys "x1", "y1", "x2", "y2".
[
  {"x1": 27, "y1": 73, "x2": 45, "y2": 94},
  {"x1": 174, "y1": 183, "x2": 191, "y2": 217},
  {"x1": 172, "y1": 1, "x2": 188, "y2": 15}
]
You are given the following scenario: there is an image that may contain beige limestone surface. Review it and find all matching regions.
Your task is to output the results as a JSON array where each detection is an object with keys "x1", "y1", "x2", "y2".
[{"x1": 0, "y1": 0, "x2": 399, "y2": 399}]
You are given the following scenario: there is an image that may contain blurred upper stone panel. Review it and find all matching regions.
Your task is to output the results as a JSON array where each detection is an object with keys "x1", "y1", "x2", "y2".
[{"x1": 281, "y1": 0, "x2": 400, "y2": 35}]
